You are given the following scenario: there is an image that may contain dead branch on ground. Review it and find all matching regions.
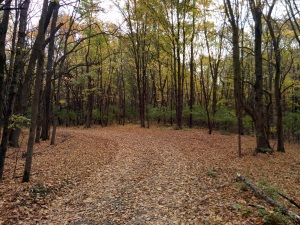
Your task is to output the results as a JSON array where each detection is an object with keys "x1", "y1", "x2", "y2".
[{"x1": 236, "y1": 173, "x2": 300, "y2": 223}]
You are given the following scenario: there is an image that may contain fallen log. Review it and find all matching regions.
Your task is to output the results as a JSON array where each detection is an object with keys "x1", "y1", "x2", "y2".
[{"x1": 236, "y1": 173, "x2": 300, "y2": 223}]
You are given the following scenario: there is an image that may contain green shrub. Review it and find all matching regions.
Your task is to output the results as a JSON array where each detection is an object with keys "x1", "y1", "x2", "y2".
[
  {"x1": 149, "y1": 106, "x2": 175, "y2": 123},
  {"x1": 182, "y1": 105, "x2": 208, "y2": 125},
  {"x1": 213, "y1": 106, "x2": 237, "y2": 131},
  {"x1": 283, "y1": 112, "x2": 300, "y2": 138},
  {"x1": 92, "y1": 109, "x2": 101, "y2": 121},
  {"x1": 263, "y1": 211, "x2": 293, "y2": 225},
  {"x1": 58, "y1": 109, "x2": 77, "y2": 124},
  {"x1": 8, "y1": 114, "x2": 31, "y2": 129}
]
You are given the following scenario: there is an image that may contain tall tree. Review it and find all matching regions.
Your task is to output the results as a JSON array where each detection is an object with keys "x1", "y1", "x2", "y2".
[
  {"x1": 0, "y1": 1, "x2": 14, "y2": 181},
  {"x1": 23, "y1": 0, "x2": 59, "y2": 182},
  {"x1": 249, "y1": 0, "x2": 271, "y2": 153},
  {"x1": 41, "y1": 2, "x2": 60, "y2": 140},
  {"x1": 203, "y1": 10, "x2": 225, "y2": 116},
  {"x1": 10, "y1": 0, "x2": 59, "y2": 147},
  {"x1": 0, "y1": 0, "x2": 30, "y2": 181},
  {"x1": 0, "y1": 0, "x2": 11, "y2": 131},
  {"x1": 189, "y1": 0, "x2": 196, "y2": 128},
  {"x1": 224, "y1": 0, "x2": 243, "y2": 157},
  {"x1": 265, "y1": 0, "x2": 285, "y2": 152},
  {"x1": 121, "y1": 0, "x2": 150, "y2": 127}
]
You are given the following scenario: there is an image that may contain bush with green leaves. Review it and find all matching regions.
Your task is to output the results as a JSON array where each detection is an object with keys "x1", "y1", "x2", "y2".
[
  {"x1": 283, "y1": 112, "x2": 300, "y2": 142},
  {"x1": 58, "y1": 109, "x2": 77, "y2": 124},
  {"x1": 213, "y1": 106, "x2": 237, "y2": 132},
  {"x1": 243, "y1": 115, "x2": 253, "y2": 132},
  {"x1": 182, "y1": 105, "x2": 208, "y2": 126},
  {"x1": 8, "y1": 114, "x2": 31, "y2": 130},
  {"x1": 149, "y1": 106, "x2": 175, "y2": 123},
  {"x1": 92, "y1": 109, "x2": 101, "y2": 121}
]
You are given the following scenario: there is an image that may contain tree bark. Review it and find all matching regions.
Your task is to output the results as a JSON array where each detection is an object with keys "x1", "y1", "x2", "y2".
[
  {"x1": 265, "y1": 1, "x2": 285, "y2": 152},
  {"x1": 189, "y1": 6, "x2": 195, "y2": 128},
  {"x1": 200, "y1": 58, "x2": 212, "y2": 134},
  {"x1": 0, "y1": 0, "x2": 29, "y2": 181},
  {"x1": 0, "y1": 0, "x2": 11, "y2": 130},
  {"x1": 22, "y1": 0, "x2": 55, "y2": 182},
  {"x1": 249, "y1": 0, "x2": 271, "y2": 154},
  {"x1": 10, "y1": 0, "x2": 58, "y2": 147},
  {"x1": 41, "y1": 2, "x2": 59, "y2": 140},
  {"x1": 224, "y1": 0, "x2": 243, "y2": 157}
]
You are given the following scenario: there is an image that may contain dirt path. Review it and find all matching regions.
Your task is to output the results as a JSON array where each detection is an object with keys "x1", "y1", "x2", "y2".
[
  {"x1": 43, "y1": 126, "x2": 240, "y2": 224},
  {"x1": 1, "y1": 125, "x2": 299, "y2": 224}
]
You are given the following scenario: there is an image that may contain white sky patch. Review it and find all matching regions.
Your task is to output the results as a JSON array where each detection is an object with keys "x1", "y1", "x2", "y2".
[{"x1": 100, "y1": 0, "x2": 124, "y2": 24}]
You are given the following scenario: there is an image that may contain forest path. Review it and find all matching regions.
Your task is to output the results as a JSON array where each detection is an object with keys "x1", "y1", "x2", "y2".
[
  {"x1": 10, "y1": 124, "x2": 294, "y2": 225},
  {"x1": 43, "y1": 125, "x2": 241, "y2": 224}
]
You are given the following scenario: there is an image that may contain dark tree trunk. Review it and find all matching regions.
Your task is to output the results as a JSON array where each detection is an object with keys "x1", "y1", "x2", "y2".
[
  {"x1": 224, "y1": 0, "x2": 243, "y2": 157},
  {"x1": 189, "y1": 45, "x2": 194, "y2": 128},
  {"x1": 86, "y1": 76, "x2": 93, "y2": 127},
  {"x1": 23, "y1": 55, "x2": 45, "y2": 182},
  {"x1": 203, "y1": 18, "x2": 223, "y2": 117},
  {"x1": 51, "y1": 66, "x2": 63, "y2": 146},
  {"x1": 35, "y1": 89, "x2": 43, "y2": 144},
  {"x1": 249, "y1": 0, "x2": 271, "y2": 154},
  {"x1": 10, "y1": 0, "x2": 58, "y2": 147},
  {"x1": 0, "y1": 0, "x2": 29, "y2": 181},
  {"x1": 23, "y1": 0, "x2": 57, "y2": 183},
  {"x1": 85, "y1": 24, "x2": 93, "y2": 128},
  {"x1": 266, "y1": 1, "x2": 285, "y2": 152},
  {"x1": 0, "y1": 0, "x2": 11, "y2": 130},
  {"x1": 41, "y1": 3, "x2": 59, "y2": 140},
  {"x1": 175, "y1": 8, "x2": 183, "y2": 129},
  {"x1": 200, "y1": 58, "x2": 212, "y2": 134}
]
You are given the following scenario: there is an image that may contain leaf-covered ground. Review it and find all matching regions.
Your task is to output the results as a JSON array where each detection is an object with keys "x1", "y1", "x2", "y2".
[{"x1": 0, "y1": 125, "x2": 299, "y2": 224}]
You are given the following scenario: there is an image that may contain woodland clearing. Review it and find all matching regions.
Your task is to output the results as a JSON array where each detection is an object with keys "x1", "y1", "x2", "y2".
[{"x1": 0, "y1": 125, "x2": 299, "y2": 224}]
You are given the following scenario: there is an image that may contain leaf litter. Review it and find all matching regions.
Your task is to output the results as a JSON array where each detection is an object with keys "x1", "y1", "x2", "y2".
[{"x1": 0, "y1": 125, "x2": 299, "y2": 224}]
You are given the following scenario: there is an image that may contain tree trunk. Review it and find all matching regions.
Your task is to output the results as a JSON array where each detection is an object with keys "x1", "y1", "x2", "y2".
[
  {"x1": 0, "y1": 0, "x2": 29, "y2": 181},
  {"x1": 51, "y1": 66, "x2": 63, "y2": 145},
  {"x1": 189, "y1": 40, "x2": 195, "y2": 128},
  {"x1": 200, "y1": 58, "x2": 212, "y2": 134},
  {"x1": 224, "y1": 0, "x2": 243, "y2": 157},
  {"x1": 265, "y1": 1, "x2": 285, "y2": 152},
  {"x1": 175, "y1": 6, "x2": 183, "y2": 129},
  {"x1": 11, "y1": 0, "x2": 58, "y2": 147},
  {"x1": 41, "y1": 3, "x2": 59, "y2": 140},
  {"x1": 249, "y1": 0, "x2": 271, "y2": 154},
  {"x1": 23, "y1": 54, "x2": 45, "y2": 182},
  {"x1": 22, "y1": 0, "x2": 54, "y2": 182},
  {"x1": 0, "y1": 0, "x2": 11, "y2": 131},
  {"x1": 85, "y1": 24, "x2": 93, "y2": 128}
]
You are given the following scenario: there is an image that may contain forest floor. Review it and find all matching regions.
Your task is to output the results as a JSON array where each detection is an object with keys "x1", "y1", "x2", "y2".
[{"x1": 0, "y1": 125, "x2": 299, "y2": 225}]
